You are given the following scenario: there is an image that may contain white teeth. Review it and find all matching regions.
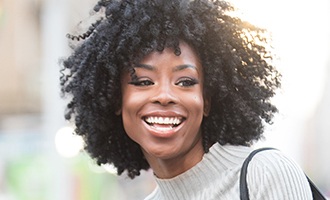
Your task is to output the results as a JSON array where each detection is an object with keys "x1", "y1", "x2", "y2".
[
  {"x1": 153, "y1": 126, "x2": 174, "y2": 131},
  {"x1": 144, "y1": 116, "x2": 183, "y2": 125}
]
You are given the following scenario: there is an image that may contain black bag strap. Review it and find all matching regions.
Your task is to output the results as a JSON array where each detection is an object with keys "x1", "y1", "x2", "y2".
[
  {"x1": 239, "y1": 147, "x2": 327, "y2": 200},
  {"x1": 239, "y1": 147, "x2": 275, "y2": 200}
]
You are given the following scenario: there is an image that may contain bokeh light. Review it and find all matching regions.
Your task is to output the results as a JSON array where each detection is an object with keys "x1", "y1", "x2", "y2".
[{"x1": 55, "y1": 126, "x2": 84, "y2": 158}]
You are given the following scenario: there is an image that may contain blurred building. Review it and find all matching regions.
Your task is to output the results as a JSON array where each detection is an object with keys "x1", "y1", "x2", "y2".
[{"x1": 0, "y1": 0, "x2": 41, "y2": 115}]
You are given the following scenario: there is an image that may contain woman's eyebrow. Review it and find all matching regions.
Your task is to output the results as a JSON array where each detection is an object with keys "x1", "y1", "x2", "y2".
[
  {"x1": 135, "y1": 63, "x2": 155, "y2": 71},
  {"x1": 173, "y1": 64, "x2": 198, "y2": 72},
  {"x1": 134, "y1": 63, "x2": 197, "y2": 72}
]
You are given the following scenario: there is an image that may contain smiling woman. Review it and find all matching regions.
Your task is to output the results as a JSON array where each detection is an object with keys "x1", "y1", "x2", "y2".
[
  {"x1": 120, "y1": 42, "x2": 206, "y2": 178},
  {"x1": 60, "y1": 0, "x2": 315, "y2": 199}
]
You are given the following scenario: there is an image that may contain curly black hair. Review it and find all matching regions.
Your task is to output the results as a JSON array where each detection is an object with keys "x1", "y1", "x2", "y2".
[{"x1": 60, "y1": 0, "x2": 281, "y2": 178}]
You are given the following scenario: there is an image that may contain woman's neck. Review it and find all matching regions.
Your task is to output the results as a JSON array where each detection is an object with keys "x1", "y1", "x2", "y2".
[{"x1": 143, "y1": 138, "x2": 205, "y2": 179}]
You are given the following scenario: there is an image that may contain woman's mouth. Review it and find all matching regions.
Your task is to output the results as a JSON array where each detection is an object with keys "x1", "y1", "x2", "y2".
[{"x1": 143, "y1": 116, "x2": 185, "y2": 131}]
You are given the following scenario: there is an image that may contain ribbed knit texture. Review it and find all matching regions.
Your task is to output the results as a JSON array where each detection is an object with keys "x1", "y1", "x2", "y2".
[{"x1": 144, "y1": 143, "x2": 313, "y2": 200}]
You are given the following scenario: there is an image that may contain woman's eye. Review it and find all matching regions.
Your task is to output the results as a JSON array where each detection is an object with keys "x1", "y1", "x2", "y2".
[
  {"x1": 129, "y1": 79, "x2": 154, "y2": 86},
  {"x1": 176, "y1": 78, "x2": 198, "y2": 87}
]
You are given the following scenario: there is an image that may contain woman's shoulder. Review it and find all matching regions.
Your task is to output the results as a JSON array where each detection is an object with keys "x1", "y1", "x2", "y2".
[
  {"x1": 248, "y1": 148, "x2": 298, "y2": 168},
  {"x1": 247, "y1": 148, "x2": 307, "y2": 177},
  {"x1": 246, "y1": 148, "x2": 313, "y2": 199}
]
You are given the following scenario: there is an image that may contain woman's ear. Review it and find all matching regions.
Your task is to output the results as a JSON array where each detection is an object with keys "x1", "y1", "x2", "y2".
[{"x1": 203, "y1": 96, "x2": 211, "y2": 117}]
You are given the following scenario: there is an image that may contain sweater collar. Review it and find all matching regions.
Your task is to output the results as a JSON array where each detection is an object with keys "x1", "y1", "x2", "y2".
[{"x1": 153, "y1": 143, "x2": 252, "y2": 199}]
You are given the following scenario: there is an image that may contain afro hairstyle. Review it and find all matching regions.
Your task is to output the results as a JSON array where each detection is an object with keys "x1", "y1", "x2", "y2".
[{"x1": 61, "y1": 0, "x2": 281, "y2": 178}]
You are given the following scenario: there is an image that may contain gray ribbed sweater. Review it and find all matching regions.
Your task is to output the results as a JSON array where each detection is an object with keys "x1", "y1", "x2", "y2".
[{"x1": 144, "y1": 143, "x2": 312, "y2": 200}]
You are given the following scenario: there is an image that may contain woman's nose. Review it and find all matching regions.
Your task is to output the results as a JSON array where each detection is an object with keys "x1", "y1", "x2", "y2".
[{"x1": 151, "y1": 83, "x2": 178, "y2": 106}]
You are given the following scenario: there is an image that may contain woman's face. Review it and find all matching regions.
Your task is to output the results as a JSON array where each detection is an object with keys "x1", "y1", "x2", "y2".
[{"x1": 120, "y1": 42, "x2": 208, "y2": 165}]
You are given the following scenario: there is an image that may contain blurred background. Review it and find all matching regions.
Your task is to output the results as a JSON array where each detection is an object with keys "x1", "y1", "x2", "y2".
[{"x1": 0, "y1": 0, "x2": 329, "y2": 199}]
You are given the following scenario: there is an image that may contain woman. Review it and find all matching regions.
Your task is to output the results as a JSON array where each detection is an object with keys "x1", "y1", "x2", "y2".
[{"x1": 61, "y1": 0, "x2": 313, "y2": 199}]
